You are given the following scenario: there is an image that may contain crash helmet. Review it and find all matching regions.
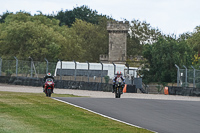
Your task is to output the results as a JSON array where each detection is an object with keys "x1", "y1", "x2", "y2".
[
  {"x1": 117, "y1": 71, "x2": 121, "y2": 77},
  {"x1": 47, "y1": 72, "x2": 51, "y2": 76}
]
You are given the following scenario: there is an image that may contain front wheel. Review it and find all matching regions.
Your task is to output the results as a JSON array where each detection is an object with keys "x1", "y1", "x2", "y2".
[
  {"x1": 47, "y1": 89, "x2": 52, "y2": 97},
  {"x1": 115, "y1": 88, "x2": 121, "y2": 98}
]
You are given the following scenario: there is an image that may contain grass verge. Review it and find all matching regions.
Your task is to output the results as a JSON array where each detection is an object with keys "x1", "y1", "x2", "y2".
[{"x1": 0, "y1": 91, "x2": 153, "y2": 133}]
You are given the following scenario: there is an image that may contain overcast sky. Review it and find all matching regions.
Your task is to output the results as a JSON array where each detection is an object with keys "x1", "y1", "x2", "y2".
[{"x1": 1, "y1": 0, "x2": 200, "y2": 36}]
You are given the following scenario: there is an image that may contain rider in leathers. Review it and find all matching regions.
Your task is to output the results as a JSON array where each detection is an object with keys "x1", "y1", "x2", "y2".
[
  {"x1": 112, "y1": 71, "x2": 125, "y2": 93},
  {"x1": 43, "y1": 72, "x2": 55, "y2": 93}
]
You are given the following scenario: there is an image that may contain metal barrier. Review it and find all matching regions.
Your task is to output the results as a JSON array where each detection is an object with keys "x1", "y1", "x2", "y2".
[
  {"x1": 0, "y1": 59, "x2": 56, "y2": 78},
  {"x1": 176, "y1": 64, "x2": 200, "y2": 88}
]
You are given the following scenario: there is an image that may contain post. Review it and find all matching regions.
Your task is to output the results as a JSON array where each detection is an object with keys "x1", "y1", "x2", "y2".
[
  {"x1": 125, "y1": 63, "x2": 129, "y2": 75},
  {"x1": 29, "y1": 56, "x2": 33, "y2": 78},
  {"x1": 86, "y1": 61, "x2": 90, "y2": 82},
  {"x1": 14, "y1": 56, "x2": 18, "y2": 77},
  {"x1": 112, "y1": 62, "x2": 116, "y2": 75},
  {"x1": 44, "y1": 58, "x2": 48, "y2": 74},
  {"x1": 183, "y1": 65, "x2": 187, "y2": 87},
  {"x1": 100, "y1": 62, "x2": 103, "y2": 84},
  {"x1": 74, "y1": 60, "x2": 77, "y2": 81},
  {"x1": 175, "y1": 64, "x2": 180, "y2": 86},
  {"x1": 58, "y1": 59, "x2": 62, "y2": 81},
  {"x1": 0, "y1": 57, "x2": 2, "y2": 76},
  {"x1": 191, "y1": 65, "x2": 195, "y2": 88}
]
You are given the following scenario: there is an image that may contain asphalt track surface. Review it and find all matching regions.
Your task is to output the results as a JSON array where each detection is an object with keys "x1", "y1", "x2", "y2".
[{"x1": 55, "y1": 97, "x2": 200, "y2": 133}]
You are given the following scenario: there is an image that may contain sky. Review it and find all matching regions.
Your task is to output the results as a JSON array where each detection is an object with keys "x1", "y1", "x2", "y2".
[{"x1": 1, "y1": 0, "x2": 200, "y2": 36}]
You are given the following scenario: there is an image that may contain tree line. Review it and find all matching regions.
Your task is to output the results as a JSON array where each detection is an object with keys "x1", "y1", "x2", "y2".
[{"x1": 1, "y1": 5, "x2": 200, "y2": 84}]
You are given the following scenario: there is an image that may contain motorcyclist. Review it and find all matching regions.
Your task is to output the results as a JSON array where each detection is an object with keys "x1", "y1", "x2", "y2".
[
  {"x1": 43, "y1": 72, "x2": 55, "y2": 93},
  {"x1": 112, "y1": 71, "x2": 125, "y2": 93}
]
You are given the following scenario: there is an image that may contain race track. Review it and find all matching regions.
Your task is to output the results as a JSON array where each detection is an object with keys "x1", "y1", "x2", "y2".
[{"x1": 55, "y1": 97, "x2": 200, "y2": 133}]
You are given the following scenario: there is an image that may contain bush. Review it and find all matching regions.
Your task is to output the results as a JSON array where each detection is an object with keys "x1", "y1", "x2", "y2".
[
  {"x1": 104, "y1": 76, "x2": 110, "y2": 84},
  {"x1": 5, "y1": 69, "x2": 13, "y2": 76}
]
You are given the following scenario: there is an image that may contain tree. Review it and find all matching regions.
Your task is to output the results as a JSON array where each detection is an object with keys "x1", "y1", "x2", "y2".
[
  {"x1": 0, "y1": 11, "x2": 110, "y2": 62},
  {"x1": 142, "y1": 36, "x2": 193, "y2": 84},
  {"x1": 177, "y1": 32, "x2": 191, "y2": 42},
  {"x1": 4, "y1": 11, "x2": 31, "y2": 23},
  {"x1": 54, "y1": 5, "x2": 101, "y2": 27},
  {"x1": 0, "y1": 12, "x2": 67, "y2": 61},
  {"x1": 67, "y1": 19, "x2": 108, "y2": 62},
  {"x1": 127, "y1": 19, "x2": 162, "y2": 58},
  {"x1": 0, "y1": 11, "x2": 13, "y2": 23},
  {"x1": 187, "y1": 26, "x2": 200, "y2": 56}
]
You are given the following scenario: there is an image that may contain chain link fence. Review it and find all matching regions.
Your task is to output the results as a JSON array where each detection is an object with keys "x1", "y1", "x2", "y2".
[
  {"x1": 176, "y1": 65, "x2": 200, "y2": 88},
  {"x1": 0, "y1": 59, "x2": 57, "y2": 78},
  {"x1": 0, "y1": 59, "x2": 139, "y2": 84}
]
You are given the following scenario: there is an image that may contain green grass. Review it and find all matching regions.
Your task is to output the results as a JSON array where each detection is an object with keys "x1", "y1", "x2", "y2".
[{"x1": 0, "y1": 91, "x2": 153, "y2": 133}]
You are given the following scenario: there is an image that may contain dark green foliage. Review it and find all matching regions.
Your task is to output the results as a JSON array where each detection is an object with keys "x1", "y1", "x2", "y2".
[
  {"x1": 187, "y1": 26, "x2": 200, "y2": 60},
  {"x1": 142, "y1": 36, "x2": 194, "y2": 83},
  {"x1": 52, "y1": 5, "x2": 106, "y2": 27},
  {"x1": 0, "y1": 9, "x2": 109, "y2": 62},
  {"x1": 127, "y1": 20, "x2": 161, "y2": 57},
  {"x1": 0, "y1": 11, "x2": 13, "y2": 23},
  {"x1": 104, "y1": 76, "x2": 110, "y2": 84},
  {"x1": 0, "y1": 12, "x2": 62, "y2": 61}
]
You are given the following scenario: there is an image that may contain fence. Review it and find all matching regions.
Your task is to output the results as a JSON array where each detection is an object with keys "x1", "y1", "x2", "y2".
[
  {"x1": 0, "y1": 58, "x2": 141, "y2": 92},
  {"x1": 0, "y1": 58, "x2": 142, "y2": 84},
  {"x1": 176, "y1": 64, "x2": 200, "y2": 88},
  {"x1": 0, "y1": 59, "x2": 57, "y2": 78},
  {"x1": 0, "y1": 60, "x2": 109, "y2": 83}
]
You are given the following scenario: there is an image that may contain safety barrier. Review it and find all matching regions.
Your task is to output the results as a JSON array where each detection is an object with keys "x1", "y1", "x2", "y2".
[
  {"x1": 165, "y1": 86, "x2": 200, "y2": 96},
  {"x1": 0, "y1": 76, "x2": 138, "y2": 93},
  {"x1": 2, "y1": 76, "x2": 200, "y2": 96},
  {"x1": 0, "y1": 76, "x2": 112, "y2": 92}
]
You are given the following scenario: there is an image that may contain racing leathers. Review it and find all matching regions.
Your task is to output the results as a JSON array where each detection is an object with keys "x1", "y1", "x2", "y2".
[
  {"x1": 112, "y1": 75, "x2": 125, "y2": 93},
  {"x1": 43, "y1": 75, "x2": 55, "y2": 92}
]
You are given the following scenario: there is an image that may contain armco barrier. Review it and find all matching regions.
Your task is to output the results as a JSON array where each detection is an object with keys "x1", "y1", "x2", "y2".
[
  {"x1": 181, "y1": 88, "x2": 193, "y2": 96},
  {"x1": 167, "y1": 86, "x2": 200, "y2": 97},
  {"x1": 0, "y1": 76, "x2": 11, "y2": 83},
  {"x1": 192, "y1": 88, "x2": 200, "y2": 96},
  {"x1": 56, "y1": 80, "x2": 113, "y2": 92},
  {"x1": 168, "y1": 86, "x2": 175, "y2": 95},
  {"x1": 3, "y1": 76, "x2": 200, "y2": 96},
  {"x1": 2, "y1": 76, "x2": 112, "y2": 92},
  {"x1": 126, "y1": 84, "x2": 137, "y2": 93}
]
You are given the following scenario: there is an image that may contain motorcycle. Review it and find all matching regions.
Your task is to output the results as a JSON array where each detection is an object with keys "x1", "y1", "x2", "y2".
[
  {"x1": 44, "y1": 78, "x2": 54, "y2": 97},
  {"x1": 114, "y1": 77, "x2": 124, "y2": 98}
]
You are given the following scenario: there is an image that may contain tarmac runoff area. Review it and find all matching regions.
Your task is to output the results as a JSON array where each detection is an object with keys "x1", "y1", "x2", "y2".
[{"x1": 1, "y1": 83, "x2": 200, "y2": 101}]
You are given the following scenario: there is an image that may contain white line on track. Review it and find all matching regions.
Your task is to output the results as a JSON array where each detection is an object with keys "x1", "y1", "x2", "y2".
[{"x1": 52, "y1": 97, "x2": 157, "y2": 133}]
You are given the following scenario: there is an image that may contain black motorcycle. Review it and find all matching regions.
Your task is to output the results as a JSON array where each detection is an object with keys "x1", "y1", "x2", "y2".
[{"x1": 114, "y1": 77, "x2": 124, "y2": 98}]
